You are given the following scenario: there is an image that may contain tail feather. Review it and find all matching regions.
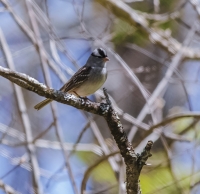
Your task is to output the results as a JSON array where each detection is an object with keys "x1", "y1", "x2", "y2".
[{"x1": 34, "y1": 99, "x2": 53, "y2": 110}]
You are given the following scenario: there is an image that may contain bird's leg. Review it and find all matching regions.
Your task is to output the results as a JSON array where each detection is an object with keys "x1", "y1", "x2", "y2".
[
  {"x1": 73, "y1": 91, "x2": 80, "y2": 97},
  {"x1": 80, "y1": 96, "x2": 90, "y2": 101},
  {"x1": 80, "y1": 96, "x2": 90, "y2": 100},
  {"x1": 73, "y1": 91, "x2": 89, "y2": 101}
]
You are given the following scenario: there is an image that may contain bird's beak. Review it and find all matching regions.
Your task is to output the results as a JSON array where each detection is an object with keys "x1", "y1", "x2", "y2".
[{"x1": 104, "y1": 57, "x2": 110, "y2": 62}]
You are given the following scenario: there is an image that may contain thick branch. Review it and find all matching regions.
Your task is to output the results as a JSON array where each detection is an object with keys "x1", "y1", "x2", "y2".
[
  {"x1": 0, "y1": 66, "x2": 153, "y2": 194},
  {"x1": 103, "y1": 89, "x2": 153, "y2": 194}
]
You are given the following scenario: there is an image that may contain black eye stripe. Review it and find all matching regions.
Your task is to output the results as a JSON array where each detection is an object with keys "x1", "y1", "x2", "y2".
[
  {"x1": 91, "y1": 48, "x2": 107, "y2": 58},
  {"x1": 91, "y1": 53, "x2": 104, "y2": 58},
  {"x1": 91, "y1": 54, "x2": 102, "y2": 58}
]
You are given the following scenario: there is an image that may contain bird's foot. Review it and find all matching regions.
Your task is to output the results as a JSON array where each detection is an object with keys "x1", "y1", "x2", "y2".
[
  {"x1": 80, "y1": 96, "x2": 89, "y2": 101},
  {"x1": 79, "y1": 96, "x2": 91, "y2": 105}
]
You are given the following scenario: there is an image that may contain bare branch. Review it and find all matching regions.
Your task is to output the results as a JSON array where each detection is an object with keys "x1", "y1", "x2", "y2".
[
  {"x1": 25, "y1": 2, "x2": 79, "y2": 192},
  {"x1": 86, "y1": 183, "x2": 118, "y2": 194},
  {"x1": 1, "y1": 0, "x2": 68, "y2": 83},
  {"x1": 0, "y1": 122, "x2": 25, "y2": 141},
  {"x1": 69, "y1": 118, "x2": 91, "y2": 157},
  {"x1": 134, "y1": 113, "x2": 200, "y2": 152},
  {"x1": 0, "y1": 179, "x2": 21, "y2": 194},
  {"x1": 163, "y1": 131, "x2": 191, "y2": 142},
  {"x1": 2, "y1": 0, "x2": 199, "y2": 193},
  {"x1": 28, "y1": 0, "x2": 80, "y2": 69},
  {"x1": 190, "y1": 0, "x2": 200, "y2": 17},
  {"x1": 103, "y1": 89, "x2": 153, "y2": 194},
  {"x1": 96, "y1": 0, "x2": 200, "y2": 59},
  {"x1": 0, "y1": 28, "x2": 42, "y2": 194},
  {"x1": 129, "y1": 23, "x2": 196, "y2": 144},
  {"x1": 0, "y1": 65, "x2": 102, "y2": 114},
  {"x1": 81, "y1": 151, "x2": 120, "y2": 194},
  {"x1": 149, "y1": 112, "x2": 200, "y2": 132},
  {"x1": 0, "y1": 65, "x2": 153, "y2": 194}
]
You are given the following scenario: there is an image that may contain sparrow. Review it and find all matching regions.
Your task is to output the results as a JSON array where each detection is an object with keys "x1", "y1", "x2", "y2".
[{"x1": 34, "y1": 48, "x2": 109, "y2": 110}]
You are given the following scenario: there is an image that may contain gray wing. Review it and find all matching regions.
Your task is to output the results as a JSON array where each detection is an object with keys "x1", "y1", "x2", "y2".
[{"x1": 60, "y1": 66, "x2": 92, "y2": 92}]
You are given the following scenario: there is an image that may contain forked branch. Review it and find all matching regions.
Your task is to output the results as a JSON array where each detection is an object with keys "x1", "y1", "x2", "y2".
[{"x1": 0, "y1": 65, "x2": 153, "y2": 194}]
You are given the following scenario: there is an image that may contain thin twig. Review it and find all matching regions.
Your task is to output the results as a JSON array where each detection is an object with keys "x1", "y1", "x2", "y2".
[
  {"x1": 0, "y1": 65, "x2": 153, "y2": 194},
  {"x1": 81, "y1": 151, "x2": 120, "y2": 194},
  {"x1": 0, "y1": 28, "x2": 42, "y2": 194},
  {"x1": 149, "y1": 112, "x2": 200, "y2": 132},
  {"x1": 0, "y1": 179, "x2": 21, "y2": 194},
  {"x1": 96, "y1": 0, "x2": 200, "y2": 59},
  {"x1": 129, "y1": 23, "x2": 197, "y2": 148},
  {"x1": 25, "y1": 2, "x2": 79, "y2": 193},
  {"x1": 1, "y1": 0, "x2": 68, "y2": 83}
]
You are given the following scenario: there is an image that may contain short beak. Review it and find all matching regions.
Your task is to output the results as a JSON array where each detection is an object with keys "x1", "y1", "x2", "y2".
[{"x1": 104, "y1": 57, "x2": 110, "y2": 62}]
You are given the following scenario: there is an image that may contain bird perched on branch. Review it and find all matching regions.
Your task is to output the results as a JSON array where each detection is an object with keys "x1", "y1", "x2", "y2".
[{"x1": 34, "y1": 48, "x2": 109, "y2": 110}]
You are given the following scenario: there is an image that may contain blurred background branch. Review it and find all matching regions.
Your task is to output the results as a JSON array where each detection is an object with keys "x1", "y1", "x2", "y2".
[
  {"x1": 0, "y1": 63, "x2": 153, "y2": 194},
  {"x1": 0, "y1": 0, "x2": 200, "y2": 194}
]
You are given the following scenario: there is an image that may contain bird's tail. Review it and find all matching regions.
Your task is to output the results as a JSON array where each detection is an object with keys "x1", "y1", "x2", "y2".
[{"x1": 34, "y1": 99, "x2": 53, "y2": 110}]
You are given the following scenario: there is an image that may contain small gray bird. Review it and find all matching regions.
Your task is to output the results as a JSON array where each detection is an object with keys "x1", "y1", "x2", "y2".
[{"x1": 34, "y1": 48, "x2": 109, "y2": 110}]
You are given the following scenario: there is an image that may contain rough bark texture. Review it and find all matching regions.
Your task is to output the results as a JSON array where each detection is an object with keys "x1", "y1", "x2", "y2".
[{"x1": 0, "y1": 65, "x2": 153, "y2": 194}]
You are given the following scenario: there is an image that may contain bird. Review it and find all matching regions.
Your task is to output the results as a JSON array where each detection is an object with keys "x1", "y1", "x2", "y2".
[{"x1": 34, "y1": 48, "x2": 109, "y2": 110}]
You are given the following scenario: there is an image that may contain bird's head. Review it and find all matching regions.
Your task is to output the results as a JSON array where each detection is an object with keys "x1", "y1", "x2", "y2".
[{"x1": 86, "y1": 48, "x2": 109, "y2": 67}]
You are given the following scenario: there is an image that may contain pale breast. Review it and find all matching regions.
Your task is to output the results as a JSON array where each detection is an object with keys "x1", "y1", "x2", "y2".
[{"x1": 73, "y1": 67, "x2": 107, "y2": 97}]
